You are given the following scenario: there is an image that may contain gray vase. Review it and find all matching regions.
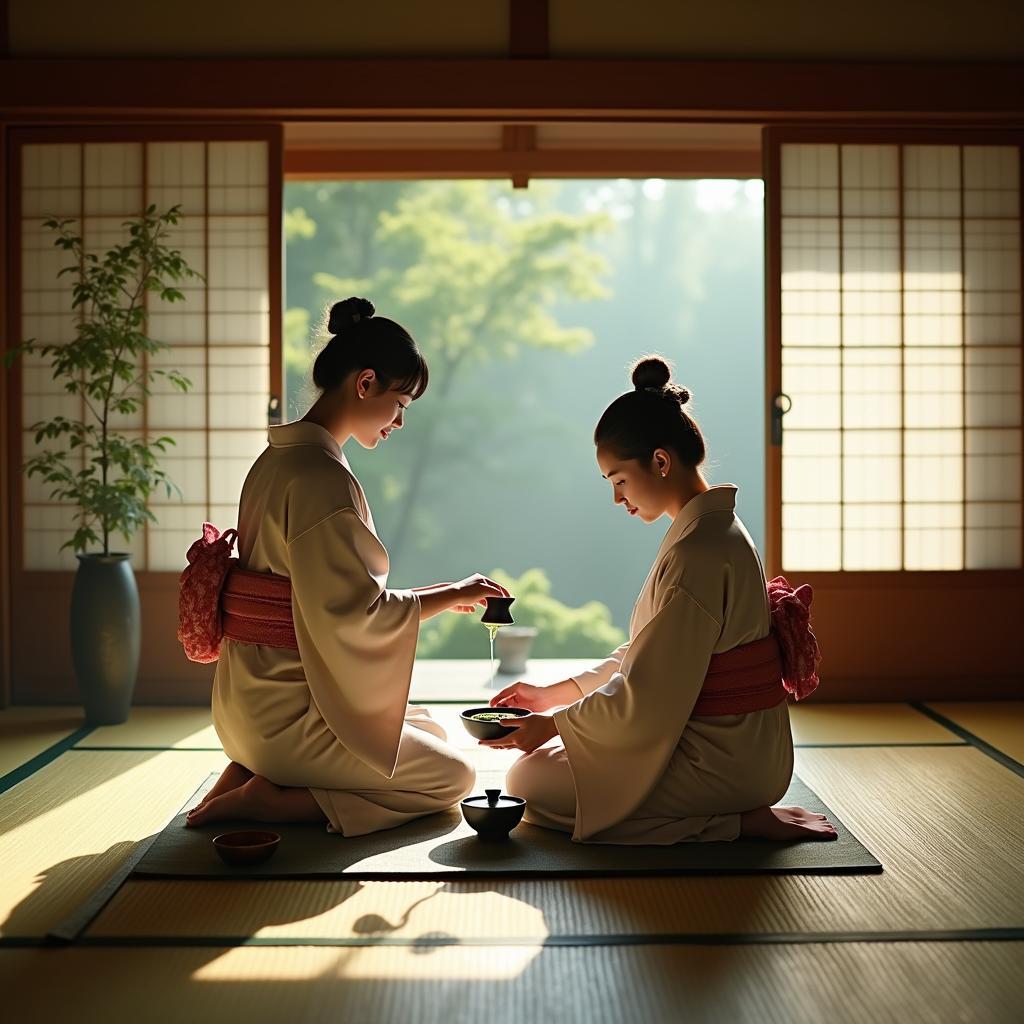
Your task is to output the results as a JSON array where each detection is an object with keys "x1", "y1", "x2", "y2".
[{"x1": 70, "y1": 553, "x2": 140, "y2": 726}]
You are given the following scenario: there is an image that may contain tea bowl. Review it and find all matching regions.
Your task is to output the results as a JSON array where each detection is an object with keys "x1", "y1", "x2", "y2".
[
  {"x1": 461, "y1": 788, "x2": 527, "y2": 841},
  {"x1": 212, "y1": 829, "x2": 281, "y2": 866},
  {"x1": 460, "y1": 705, "x2": 530, "y2": 740}
]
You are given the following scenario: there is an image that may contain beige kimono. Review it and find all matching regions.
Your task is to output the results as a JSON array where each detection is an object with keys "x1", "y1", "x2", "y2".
[
  {"x1": 212, "y1": 421, "x2": 475, "y2": 836},
  {"x1": 507, "y1": 485, "x2": 794, "y2": 844}
]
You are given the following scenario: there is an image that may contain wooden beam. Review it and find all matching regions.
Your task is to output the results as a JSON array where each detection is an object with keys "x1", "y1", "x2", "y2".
[
  {"x1": 1, "y1": 58, "x2": 1023, "y2": 121},
  {"x1": 0, "y1": 122, "x2": 9, "y2": 707},
  {"x1": 501, "y1": 124, "x2": 536, "y2": 187},
  {"x1": 509, "y1": 0, "x2": 548, "y2": 59},
  {"x1": 283, "y1": 146, "x2": 763, "y2": 179},
  {"x1": 505, "y1": 3, "x2": 547, "y2": 186}
]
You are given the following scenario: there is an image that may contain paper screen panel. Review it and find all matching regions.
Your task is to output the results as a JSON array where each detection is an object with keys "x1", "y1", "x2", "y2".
[
  {"x1": 781, "y1": 347, "x2": 840, "y2": 430},
  {"x1": 208, "y1": 431, "x2": 266, "y2": 509},
  {"x1": 779, "y1": 141, "x2": 1022, "y2": 571},
  {"x1": 146, "y1": 215, "x2": 207, "y2": 348},
  {"x1": 83, "y1": 143, "x2": 143, "y2": 217},
  {"x1": 207, "y1": 215, "x2": 270, "y2": 345},
  {"x1": 18, "y1": 139, "x2": 272, "y2": 572},
  {"x1": 21, "y1": 143, "x2": 81, "y2": 218},
  {"x1": 146, "y1": 141, "x2": 270, "y2": 570}
]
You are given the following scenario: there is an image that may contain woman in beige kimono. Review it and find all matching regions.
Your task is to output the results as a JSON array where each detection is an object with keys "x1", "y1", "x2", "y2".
[
  {"x1": 486, "y1": 356, "x2": 836, "y2": 845},
  {"x1": 187, "y1": 297, "x2": 507, "y2": 834}
]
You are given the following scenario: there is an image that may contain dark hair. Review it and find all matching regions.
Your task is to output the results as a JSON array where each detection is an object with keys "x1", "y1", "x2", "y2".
[
  {"x1": 312, "y1": 297, "x2": 428, "y2": 399},
  {"x1": 593, "y1": 355, "x2": 706, "y2": 468}
]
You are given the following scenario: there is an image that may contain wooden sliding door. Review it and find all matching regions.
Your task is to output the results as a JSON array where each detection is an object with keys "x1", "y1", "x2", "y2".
[
  {"x1": 764, "y1": 128, "x2": 1023, "y2": 699},
  {"x1": 5, "y1": 126, "x2": 283, "y2": 703}
]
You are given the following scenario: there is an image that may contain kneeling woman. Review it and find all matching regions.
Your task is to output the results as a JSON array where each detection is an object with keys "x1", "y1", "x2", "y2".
[
  {"x1": 487, "y1": 356, "x2": 835, "y2": 845},
  {"x1": 187, "y1": 298, "x2": 507, "y2": 834}
]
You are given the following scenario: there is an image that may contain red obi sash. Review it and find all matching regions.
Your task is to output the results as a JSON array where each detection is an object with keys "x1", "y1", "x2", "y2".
[
  {"x1": 221, "y1": 568, "x2": 298, "y2": 651},
  {"x1": 691, "y1": 633, "x2": 786, "y2": 716}
]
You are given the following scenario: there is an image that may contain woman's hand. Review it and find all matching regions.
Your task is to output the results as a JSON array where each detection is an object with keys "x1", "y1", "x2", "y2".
[
  {"x1": 416, "y1": 575, "x2": 509, "y2": 621},
  {"x1": 448, "y1": 574, "x2": 510, "y2": 614},
  {"x1": 478, "y1": 713, "x2": 558, "y2": 753},
  {"x1": 490, "y1": 678, "x2": 582, "y2": 713}
]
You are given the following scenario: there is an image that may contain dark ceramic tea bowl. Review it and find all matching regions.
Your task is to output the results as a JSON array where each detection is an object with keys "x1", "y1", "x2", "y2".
[
  {"x1": 460, "y1": 706, "x2": 530, "y2": 740},
  {"x1": 461, "y1": 788, "x2": 527, "y2": 841},
  {"x1": 481, "y1": 596, "x2": 515, "y2": 625},
  {"x1": 212, "y1": 830, "x2": 281, "y2": 866}
]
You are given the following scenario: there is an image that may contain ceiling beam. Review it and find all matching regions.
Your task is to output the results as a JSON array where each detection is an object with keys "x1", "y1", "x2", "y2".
[{"x1": 2, "y1": 58, "x2": 1023, "y2": 121}]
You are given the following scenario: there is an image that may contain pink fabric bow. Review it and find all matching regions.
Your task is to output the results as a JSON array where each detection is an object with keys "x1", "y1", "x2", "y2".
[
  {"x1": 767, "y1": 575, "x2": 821, "y2": 701},
  {"x1": 177, "y1": 522, "x2": 239, "y2": 664}
]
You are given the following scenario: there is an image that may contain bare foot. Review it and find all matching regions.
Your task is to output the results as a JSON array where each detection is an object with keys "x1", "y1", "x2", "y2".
[
  {"x1": 185, "y1": 774, "x2": 325, "y2": 828},
  {"x1": 186, "y1": 761, "x2": 253, "y2": 823},
  {"x1": 740, "y1": 804, "x2": 838, "y2": 841}
]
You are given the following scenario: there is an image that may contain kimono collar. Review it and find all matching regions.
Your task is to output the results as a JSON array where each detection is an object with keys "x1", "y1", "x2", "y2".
[
  {"x1": 268, "y1": 421, "x2": 343, "y2": 461},
  {"x1": 657, "y1": 484, "x2": 738, "y2": 555}
]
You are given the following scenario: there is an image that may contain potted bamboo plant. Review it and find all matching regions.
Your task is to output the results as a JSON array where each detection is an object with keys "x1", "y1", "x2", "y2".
[{"x1": 7, "y1": 205, "x2": 201, "y2": 724}]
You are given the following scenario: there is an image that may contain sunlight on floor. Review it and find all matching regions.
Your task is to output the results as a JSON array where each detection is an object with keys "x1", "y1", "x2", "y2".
[{"x1": 191, "y1": 943, "x2": 544, "y2": 982}]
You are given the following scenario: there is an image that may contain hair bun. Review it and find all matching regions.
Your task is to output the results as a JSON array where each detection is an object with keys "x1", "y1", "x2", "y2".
[
  {"x1": 327, "y1": 296, "x2": 375, "y2": 335},
  {"x1": 630, "y1": 355, "x2": 672, "y2": 392},
  {"x1": 665, "y1": 383, "x2": 691, "y2": 406}
]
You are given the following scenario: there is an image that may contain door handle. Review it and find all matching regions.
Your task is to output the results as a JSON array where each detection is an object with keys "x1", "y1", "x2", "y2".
[{"x1": 770, "y1": 391, "x2": 792, "y2": 446}]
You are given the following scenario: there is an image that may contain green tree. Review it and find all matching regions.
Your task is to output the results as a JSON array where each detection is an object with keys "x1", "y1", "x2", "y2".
[
  {"x1": 285, "y1": 182, "x2": 414, "y2": 418},
  {"x1": 417, "y1": 567, "x2": 625, "y2": 659},
  {"x1": 308, "y1": 181, "x2": 610, "y2": 559}
]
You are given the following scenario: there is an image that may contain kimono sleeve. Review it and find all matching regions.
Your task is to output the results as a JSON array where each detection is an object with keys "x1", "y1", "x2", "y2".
[
  {"x1": 288, "y1": 507, "x2": 420, "y2": 778},
  {"x1": 570, "y1": 641, "x2": 631, "y2": 696},
  {"x1": 553, "y1": 586, "x2": 722, "y2": 841}
]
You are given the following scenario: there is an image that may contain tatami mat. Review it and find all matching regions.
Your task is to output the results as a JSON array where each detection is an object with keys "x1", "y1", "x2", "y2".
[
  {"x1": 4, "y1": 942, "x2": 1023, "y2": 1023},
  {"x1": 788, "y1": 702, "x2": 959, "y2": 746},
  {"x1": 0, "y1": 706, "x2": 84, "y2": 778},
  {"x1": 926, "y1": 701, "x2": 1024, "y2": 765},
  {"x1": 77, "y1": 707, "x2": 221, "y2": 749},
  {"x1": 0, "y1": 748, "x2": 227, "y2": 937},
  {"x1": 3, "y1": 705, "x2": 1023, "y2": 1023},
  {"x1": 59, "y1": 701, "x2": 967, "y2": 756},
  {"x1": 86, "y1": 745, "x2": 1023, "y2": 941}
]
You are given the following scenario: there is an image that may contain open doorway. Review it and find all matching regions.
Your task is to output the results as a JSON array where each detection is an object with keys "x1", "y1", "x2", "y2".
[{"x1": 283, "y1": 178, "x2": 765, "y2": 653}]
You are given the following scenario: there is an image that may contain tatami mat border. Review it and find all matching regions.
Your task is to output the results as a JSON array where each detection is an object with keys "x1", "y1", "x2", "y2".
[
  {"x1": 69, "y1": 746, "x2": 226, "y2": 752},
  {"x1": 913, "y1": 703, "x2": 1024, "y2": 780},
  {"x1": 5, "y1": 928, "x2": 1024, "y2": 951},
  {"x1": 0, "y1": 725, "x2": 94, "y2": 795}
]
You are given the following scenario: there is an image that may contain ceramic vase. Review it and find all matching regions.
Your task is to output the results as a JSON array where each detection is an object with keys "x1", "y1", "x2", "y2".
[{"x1": 69, "y1": 553, "x2": 140, "y2": 725}]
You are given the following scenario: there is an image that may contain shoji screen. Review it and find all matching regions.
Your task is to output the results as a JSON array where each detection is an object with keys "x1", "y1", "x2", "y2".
[
  {"x1": 769, "y1": 136, "x2": 1022, "y2": 573},
  {"x1": 18, "y1": 134, "x2": 278, "y2": 571}
]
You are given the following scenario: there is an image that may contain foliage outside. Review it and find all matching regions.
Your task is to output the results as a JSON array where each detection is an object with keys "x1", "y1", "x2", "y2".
[
  {"x1": 286, "y1": 181, "x2": 632, "y2": 655},
  {"x1": 284, "y1": 179, "x2": 766, "y2": 643},
  {"x1": 293, "y1": 181, "x2": 611, "y2": 559},
  {"x1": 6, "y1": 206, "x2": 201, "y2": 554},
  {"x1": 417, "y1": 568, "x2": 625, "y2": 658}
]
